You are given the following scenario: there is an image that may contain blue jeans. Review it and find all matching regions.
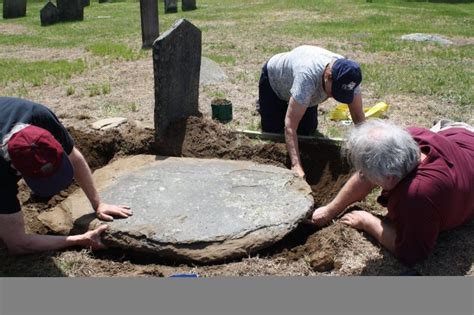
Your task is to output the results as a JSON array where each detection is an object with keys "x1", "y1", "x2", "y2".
[{"x1": 257, "y1": 62, "x2": 318, "y2": 135}]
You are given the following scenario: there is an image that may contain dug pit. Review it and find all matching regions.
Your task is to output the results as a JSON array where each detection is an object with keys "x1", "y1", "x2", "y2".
[{"x1": 29, "y1": 116, "x2": 352, "y2": 266}]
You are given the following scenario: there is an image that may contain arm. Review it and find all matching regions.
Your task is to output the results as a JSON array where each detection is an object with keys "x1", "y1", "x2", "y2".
[
  {"x1": 311, "y1": 171, "x2": 376, "y2": 226},
  {"x1": 68, "y1": 147, "x2": 132, "y2": 221},
  {"x1": 285, "y1": 97, "x2": 307, "y2": 178},
  {"x1": 348, "y1": 93, "x2": 365, "y2": 125},
  {"x1": 0, "y1": 212, "x2": 108, "y2": 255},
  {"x1": 340, "y1": 211, "x2": 396, "y2": 253}
]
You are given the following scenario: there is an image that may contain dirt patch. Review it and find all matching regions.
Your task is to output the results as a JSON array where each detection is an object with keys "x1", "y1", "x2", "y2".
[
  {"x1": 0, "y1": 24, "x2": 31, "y2": 35},
  {"x1": 0, "y1": 45, "x2": 92, "y2": 61}
]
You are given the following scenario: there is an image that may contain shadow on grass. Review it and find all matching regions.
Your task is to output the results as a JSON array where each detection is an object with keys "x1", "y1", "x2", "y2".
[
  {"x1": 0, "y1": 249, "x2": 65, "y2": 277},
  {"x1": 361, "y1": 219, "x2": 474, "y2": 276}
]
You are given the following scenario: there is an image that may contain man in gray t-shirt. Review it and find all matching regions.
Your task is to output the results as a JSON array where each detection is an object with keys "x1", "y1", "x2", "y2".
[{"x1": 258, "y1": 45, "x2": 365, "y2": 178}]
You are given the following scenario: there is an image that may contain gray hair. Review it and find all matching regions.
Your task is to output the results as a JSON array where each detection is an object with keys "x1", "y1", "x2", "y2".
[{"x1": 344, "y1": 119, "x2": 420, "y2": 183}]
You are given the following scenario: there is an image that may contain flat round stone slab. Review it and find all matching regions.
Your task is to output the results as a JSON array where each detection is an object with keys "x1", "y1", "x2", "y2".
[{"x1": 41, "y1": 156, "x2": 313, "y2": 263}]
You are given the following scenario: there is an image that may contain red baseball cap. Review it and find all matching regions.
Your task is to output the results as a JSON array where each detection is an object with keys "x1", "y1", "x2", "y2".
[{"x1": 6, "y1": 125, "x2": 74, "y2": 197}]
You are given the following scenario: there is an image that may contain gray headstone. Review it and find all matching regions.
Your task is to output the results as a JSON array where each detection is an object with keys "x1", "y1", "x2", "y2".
[
  {"x1": 41, "y1": 156, "x2": 314, "y2": 263},
  {"x1": 3, "y1": 0, "x2": 27, "y2": 19},
  {"x1": 57, "y1": 0, "x2": 84, "y2": 22},
  {"x1": 139, "y1": 0, "x2": 159, "y2": 49},
  {"x1": 401, "y1": 33, "x2": 453, "y2": 45},
  {"x1": 200, "y1": 57, "x2": 228, "y2": 86},
  {"x1": 182, "y1": 0, "x2": 196, "y2": 11},
  {"x1": 153, "y1": 19, "x2": 201, "y2": 142},
  {"x1": 40, "y1": 2, "x2": 59, "y2": 27},
  {"x1": 164, "y1": 0, "x2": 177, "y2": 13}
]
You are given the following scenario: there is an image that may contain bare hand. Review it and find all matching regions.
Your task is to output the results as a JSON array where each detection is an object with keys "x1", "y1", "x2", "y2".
[
  {"x1": 291, "y1": 165, "x2": 306, "y2": 178},
  {"x1": 340, "y1": 210, "x2": 370, "y2": 230},
  {"x1": 310, "y1": 205, "x2": 335, "y2": 227},
  {"x1": 96, "y1": 203, "x2": 133, "y2": 222},
  {"x1": 81, "y1": 225, "x2": 108, "y2": 250}
]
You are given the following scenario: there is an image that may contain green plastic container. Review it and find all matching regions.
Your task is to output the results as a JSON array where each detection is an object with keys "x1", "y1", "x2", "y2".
[{"x1": 211, "y1": 99, "x2": 233, "y2": 123}]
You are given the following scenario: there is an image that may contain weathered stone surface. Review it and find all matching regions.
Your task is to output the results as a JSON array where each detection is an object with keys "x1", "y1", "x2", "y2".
[
  {"x1": 57, "y1": 0, "x2": 83, "y2": 22},
  {"x1": 91, "y1": 117, "x2": 128, "y2": 130},
  {"x1": 3, "y1": 0, "x2": 27, "y2": 19},
  {"x1": 40, "y1": 2, "x2": 59, "y2": 27},
  {"x1": 401, "y1": 33, "x2": 453, "y2": 45},
  {"x1": 182, "y1": 0, "x2": 196, "y2": 11},
  {"x1": 140, "y1": 0, "x2": 159, "y2": 49},
  {"x1": 42, "y1": 156, "x2": 313, "y2": 263},
  {"x1": 164, "y1": 0, "x2": 177, "y2": 13},
  {"x1": 153, "y1": 19, "x2": 201, "y2": 142},
  {"x1": 200, "y1": 57, "x2": 228, "y2": 86}
]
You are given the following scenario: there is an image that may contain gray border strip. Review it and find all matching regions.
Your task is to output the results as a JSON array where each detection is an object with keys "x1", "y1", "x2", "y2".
[{"x1": 1, "y1": 277, "x2": 472, "y2": 315}]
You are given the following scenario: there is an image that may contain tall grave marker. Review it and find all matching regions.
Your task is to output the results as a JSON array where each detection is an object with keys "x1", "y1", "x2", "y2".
[
  {"x1": 182, "y1": 0, "x2": 196, "y2": 11},
  {"x1": 140, "y1": 0, "x2": 159, "y2": 49},
  {"x1": 3, "y1": 0, "x2": 27, "y2": 19},
  {"x1": 40, "y1": 2, "x2": 59, "y2": 26},
  {"x1": 153, "y1": 19, "x2": 201, "y2": 142},
  {"x1": 164, "y1": 0, "x2": 177, "y2": 14},
  {"x1": 57, "y1": 0, "x2": 83, "y2": 22}
]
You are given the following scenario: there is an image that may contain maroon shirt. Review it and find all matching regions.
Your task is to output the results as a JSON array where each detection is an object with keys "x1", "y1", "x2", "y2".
[{"x1": 378, "y1": 127, "x2": 474, "y2": 265}]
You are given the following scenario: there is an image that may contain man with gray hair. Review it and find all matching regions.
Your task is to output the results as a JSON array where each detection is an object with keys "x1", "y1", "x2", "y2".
[{"x1": 311, "y1": 119, "x2": 474, "y2": 265}]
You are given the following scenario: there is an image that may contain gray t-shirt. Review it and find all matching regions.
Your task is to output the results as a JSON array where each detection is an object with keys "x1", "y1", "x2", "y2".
[{"x1": 267, "y1": 46, "x2": 352, "y2": 107}]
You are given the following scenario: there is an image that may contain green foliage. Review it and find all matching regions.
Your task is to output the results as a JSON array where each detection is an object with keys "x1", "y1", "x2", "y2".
[
  {"x1": 0, "y1": 59, "x2": 85, "y2": 85},
  {"x1": 86, "y1": 83, "x2": 111, "y2": 97},
  {"x1": 86, "y1": 43, "x2": 144, "y2": 61}
]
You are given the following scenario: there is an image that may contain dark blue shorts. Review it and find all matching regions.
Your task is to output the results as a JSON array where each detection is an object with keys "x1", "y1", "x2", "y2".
[{"x1": 257, "y1": 63, "x2": 318, "y2": 136}]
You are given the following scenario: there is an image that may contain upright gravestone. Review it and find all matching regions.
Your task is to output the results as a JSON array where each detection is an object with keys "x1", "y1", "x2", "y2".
[
  {"x1": 82, "y1": 0, "x2": 90, "y2": 7},
  {"x1": 182, "y1": 0, "x2": 196, "y2": 11},
  {"x1": 153, "y1": 19, "x2": 201, "y2": 142},
  {"x1": 3, "y1": 0, "x2": 27, "y2": 19},
  {"x1": 57, "y1": 0, "x2": 84, "y2": 22},
  {"x1": 164, "y1": 0, "x2": 177, "y2": 13},
  {"x1": 40, "y1": 2, "x2": 60, "y2": 26},
  {"x1": 140, "y1": 0, "x2": 159, "y2": 49},
  {"x1": 98, "y1": 0, "x2": 109, "y2": 3}
]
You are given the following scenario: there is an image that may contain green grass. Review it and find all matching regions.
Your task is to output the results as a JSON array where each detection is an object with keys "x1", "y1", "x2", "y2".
[
  {"x1": 0, "y1": 0, "x2": 472, "y2": 117},
  {"x1": 86, "y1": 42, "x2": 145, "y2": 60},
  {"x1": 0, "y1": 59, "x2": 86, "y2": 86}
]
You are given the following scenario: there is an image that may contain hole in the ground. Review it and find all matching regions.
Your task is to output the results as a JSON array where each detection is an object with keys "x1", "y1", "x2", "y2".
[{"x1": 24, "y1": 116, "x2": 352, "y2": 266}]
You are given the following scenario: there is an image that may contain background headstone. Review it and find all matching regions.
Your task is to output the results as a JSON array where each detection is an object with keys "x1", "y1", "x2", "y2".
[
  {"x1": 40, "y1": 2, "x2": 60, "y2": 26},
  {"x1": 401, "y1": 33, "x2": 453, "y2": 45},
  {"x1": 57, "y1": 0, "x2": 84, "y2": 22},
  {"x1": 3, "y1": 0, "x2": 27, "y2": 19},
  {"x1": 164, "y1": 0, "x2": 177, "y2": 13},
  {"x1": 139, "y1": 0, "x2": 159, "y2": 49},
  {"x1": 200, "y1": 57, "x2": 228, "y2": 86},
  {"x1": 182, "y1": 0, "x2": 196, "y2": 11},
  {"x1": 153, "y1": 19, "x2": 201, "y2": 142},
  {"x1": 82, "y1": 0, "x2": 90, "y2": 7},
  {"x1": 98, "y1": 0, "x2": 109, "y2": 3}
]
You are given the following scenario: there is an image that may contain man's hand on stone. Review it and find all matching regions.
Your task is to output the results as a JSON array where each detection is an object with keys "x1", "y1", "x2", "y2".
[
  {"x1": 310, "y1": 205, "x2": 337, "y2": 227},
  {"x1": 96, "y1": 203, "x2": 133, "y2": 222},
  {"x1": 291, "y1": 164, "x2": 306, "y2": 179},
  {"x1": 80, "y1": 225, "x2": 108, "y2": 250}
]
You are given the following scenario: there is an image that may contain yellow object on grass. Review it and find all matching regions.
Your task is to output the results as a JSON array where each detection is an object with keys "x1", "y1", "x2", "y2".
[{"x1": 329, "y1": 102, "x2": 389, "y2": 121}]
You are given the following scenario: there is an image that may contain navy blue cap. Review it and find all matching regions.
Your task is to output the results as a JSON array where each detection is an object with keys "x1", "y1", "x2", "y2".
[{"x1": 331, "y1": 59, "x2": 362, "y2": 104}]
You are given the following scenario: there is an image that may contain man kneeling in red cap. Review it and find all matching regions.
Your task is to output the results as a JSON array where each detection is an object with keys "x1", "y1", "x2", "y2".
[{"x1": 0, "y1": 97, "x2": 133, "y2": 255}]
